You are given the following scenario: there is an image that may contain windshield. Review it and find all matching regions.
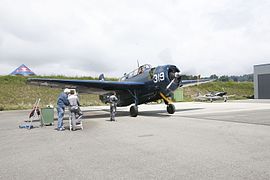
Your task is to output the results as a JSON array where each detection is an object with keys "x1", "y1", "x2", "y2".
[{"x1": 119, "y1": 64, "x2": 152, "y2": 81}]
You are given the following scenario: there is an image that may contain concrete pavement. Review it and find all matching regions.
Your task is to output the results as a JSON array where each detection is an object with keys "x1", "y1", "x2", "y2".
[{"x1": 0, "y1": 100, "x2": 270, "y2": 179}]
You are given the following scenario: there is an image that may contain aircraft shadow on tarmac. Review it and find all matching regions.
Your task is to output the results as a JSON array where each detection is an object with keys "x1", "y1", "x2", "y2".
[{"x1": 79, "y1": 108, "x2": 204, "y2": 119}]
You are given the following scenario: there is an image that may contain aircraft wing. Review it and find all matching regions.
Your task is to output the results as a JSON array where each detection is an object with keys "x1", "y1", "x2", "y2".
[
  {"x1": 194, "y1": 96, "x2": 207, "y2": 101},
  {"x1": 181, "y1": 79, "x2": 214, "y2": 87},
  {"x1": 27, "y1": 78, "x2": 145, "y2": 95}
]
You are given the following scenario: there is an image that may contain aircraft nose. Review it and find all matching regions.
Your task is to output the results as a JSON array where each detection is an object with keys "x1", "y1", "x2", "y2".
[
  {"x1": 166, "y1": 66, "x2": 182, "y2": 92},
  {"x1": 168, "y1": 66, "x2": 181, "y2": 83}
]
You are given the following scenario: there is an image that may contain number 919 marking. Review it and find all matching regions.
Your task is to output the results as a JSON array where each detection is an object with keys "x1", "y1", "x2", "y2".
[{"x1": 153, "y1": 72, "x2": 165, "y2": 83}]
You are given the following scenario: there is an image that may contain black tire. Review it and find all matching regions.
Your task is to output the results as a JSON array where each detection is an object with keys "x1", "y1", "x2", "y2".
[
  {"x1": 167, "y1": 104, "x2": 175, "y2": 114},
  {"x1": 130, "y1": 105, "x2": 138, "y2": 117}
]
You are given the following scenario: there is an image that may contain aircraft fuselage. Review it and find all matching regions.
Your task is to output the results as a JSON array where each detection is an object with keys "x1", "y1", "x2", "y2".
[{"x1": 105, "y1": 64, "x2": 181, "y2": 107}]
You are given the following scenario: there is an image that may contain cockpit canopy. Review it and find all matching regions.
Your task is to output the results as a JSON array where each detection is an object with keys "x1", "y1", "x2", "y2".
[{"x1": 119, "y1": 64, "x2": 152, "y2": 81}]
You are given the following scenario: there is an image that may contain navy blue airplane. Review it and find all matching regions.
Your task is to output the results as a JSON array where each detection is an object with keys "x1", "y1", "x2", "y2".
[{"x1": 28, "y1": 64, "x2": 209, "y2": 117}]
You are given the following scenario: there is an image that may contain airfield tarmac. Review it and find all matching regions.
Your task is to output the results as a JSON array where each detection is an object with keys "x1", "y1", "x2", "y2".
[{"x1": 0, "y1": 100, "x2": 270, "y2": 180}]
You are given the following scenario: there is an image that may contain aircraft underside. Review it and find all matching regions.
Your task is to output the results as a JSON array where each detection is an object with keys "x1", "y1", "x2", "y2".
[{"x1": 117, "y1": 90, "x2": 176, "y2": 117}]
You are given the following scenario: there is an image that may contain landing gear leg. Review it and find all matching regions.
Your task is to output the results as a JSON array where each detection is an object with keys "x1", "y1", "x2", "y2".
[
  {"x1": 160, "y1": 93, "x2": 176, "y2": 114},
  {"x1": 128, "y1": 90, "x2": 139, "y2": 117}
]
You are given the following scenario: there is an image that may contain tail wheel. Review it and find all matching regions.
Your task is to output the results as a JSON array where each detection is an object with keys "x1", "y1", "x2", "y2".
[
  {"x1": 130, "y1": 105, "x2": 138, "y2": 117},
  {"x1": 167, "y1": 104, "x2": 175, "y2": 114}
]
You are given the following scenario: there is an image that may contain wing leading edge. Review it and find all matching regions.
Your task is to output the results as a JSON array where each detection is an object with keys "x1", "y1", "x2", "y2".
[
  {"x1": 181, "y1": 79, "x2": 214, "y2": 87},
  {"x1": 27, "y1": 78, "x2": 145, "y2": 95}
]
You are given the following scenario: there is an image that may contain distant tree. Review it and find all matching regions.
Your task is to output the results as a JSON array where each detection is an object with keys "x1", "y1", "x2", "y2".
[
  {"x1": 181, "y1": 73, "x2": 253, "y2": 82},
  {"x1": 210, "y1": 74, "x2": 218, "y2": 80},
  {"x1": 181, "y1": 75, "x2": 197, "y2": 80},
  {"x1": 228, "y1": 74, "x2": 253, "y2": 82},
  {"x1": 230, "y1": 76, "x2": 238, "y2": 82},
  {"x1": 181, "y1": 75, "x2": 189, "y2": 80},
  {"x1": 242, "y1": 74, "x2": 253, "y2": 82},
  {"x1": 219, "y1": 75, "x2": 230, "y2": 82}
]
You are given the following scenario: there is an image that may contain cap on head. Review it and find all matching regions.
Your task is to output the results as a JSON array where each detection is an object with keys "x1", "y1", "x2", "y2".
[{"x1": 64, "y1": 88, "x2": 70, "y2": 93}]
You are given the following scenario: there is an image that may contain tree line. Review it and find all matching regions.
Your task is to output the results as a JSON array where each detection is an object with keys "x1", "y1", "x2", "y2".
[{"x1": 181, "y1": 74, "x2": 253, "y2": 82}]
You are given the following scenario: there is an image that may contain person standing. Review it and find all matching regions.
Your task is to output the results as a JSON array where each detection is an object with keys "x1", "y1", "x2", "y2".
[
  {"x1": 68, "y1": 90, "x2": 83, "y2": 130},
  {"x1": 109, "y1": 93, "x2": 118, "y2": 121},
  {"x1": 57, "y1": 88, "x2": 70, "y2": 131}
]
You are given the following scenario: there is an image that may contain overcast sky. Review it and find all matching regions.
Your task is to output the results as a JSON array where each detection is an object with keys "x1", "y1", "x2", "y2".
[{"x1": 1, "y1": 0, "x2": 270, "y2": 77}]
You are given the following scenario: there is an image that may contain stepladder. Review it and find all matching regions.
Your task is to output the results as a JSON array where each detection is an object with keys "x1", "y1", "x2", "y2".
[{"x1": 26, "y1": 98, "x2": 41, "y2": 129}]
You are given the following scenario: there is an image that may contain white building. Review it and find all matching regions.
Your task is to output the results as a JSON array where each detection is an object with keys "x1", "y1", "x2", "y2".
[{"x1": 254, "y1": 63, "x2": 270, "y2": 99}]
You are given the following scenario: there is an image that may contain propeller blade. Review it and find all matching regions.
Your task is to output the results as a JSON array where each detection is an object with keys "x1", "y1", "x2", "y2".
[{"x1": 166, "y1": 72, "x2": 182, "y2": 90}]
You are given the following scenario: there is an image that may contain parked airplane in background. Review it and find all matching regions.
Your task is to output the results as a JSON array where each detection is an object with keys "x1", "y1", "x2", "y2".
[
  {"x1": 28, "y1": 64, "x2": 210, "y2": 117},
  {"x1": 195, "y1": 91, "x2": 232, "y2": 102}
]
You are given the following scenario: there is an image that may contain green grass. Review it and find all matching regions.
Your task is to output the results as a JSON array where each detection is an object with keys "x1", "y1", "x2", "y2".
[{"x1": 0, "y1": 75, "x2": 103, "y2": 111}]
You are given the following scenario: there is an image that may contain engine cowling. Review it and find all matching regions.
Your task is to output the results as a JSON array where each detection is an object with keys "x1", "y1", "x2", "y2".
[{"x1": 152, "y1": 65, "x2": 181, "y2": 96}]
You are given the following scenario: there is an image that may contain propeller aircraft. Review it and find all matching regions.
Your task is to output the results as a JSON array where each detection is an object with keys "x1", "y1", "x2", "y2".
[
  {"x1": 195, "y1": 91, "x2": 233, "y2": 102},
  {"x1": 28, "y1": 64, "x2": 210, "y2": 117}
]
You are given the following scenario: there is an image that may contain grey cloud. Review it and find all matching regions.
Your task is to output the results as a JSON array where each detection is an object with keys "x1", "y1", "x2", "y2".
[
  {"x1": 1, "y1": 0, "x2": 270, "y2": 77},
  {"x1": 158, "y1": 48, "x2": 173, "y2": 63}
]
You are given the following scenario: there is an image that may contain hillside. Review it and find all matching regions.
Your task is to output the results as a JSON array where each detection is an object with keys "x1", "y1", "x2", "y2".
[
  {"x1": 0, "y1": 76, "x2": 103, "y2": 111},
  {"x1": 0, "y1": 76, "x2": 254, "y2": 111}
]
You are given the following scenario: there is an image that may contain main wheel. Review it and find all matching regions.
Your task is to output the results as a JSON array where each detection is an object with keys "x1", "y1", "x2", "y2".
[
  {"x1": 130, "y1": 105, "x2": 138, "y2": 117},
  {"x1": 167, "y1": 104, "x2": 175, "y2": 114}
]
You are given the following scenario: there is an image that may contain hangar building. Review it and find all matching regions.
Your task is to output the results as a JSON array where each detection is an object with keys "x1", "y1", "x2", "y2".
[{"x1": 254, "y1": 63, "x2": 270, "y2": 99}]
